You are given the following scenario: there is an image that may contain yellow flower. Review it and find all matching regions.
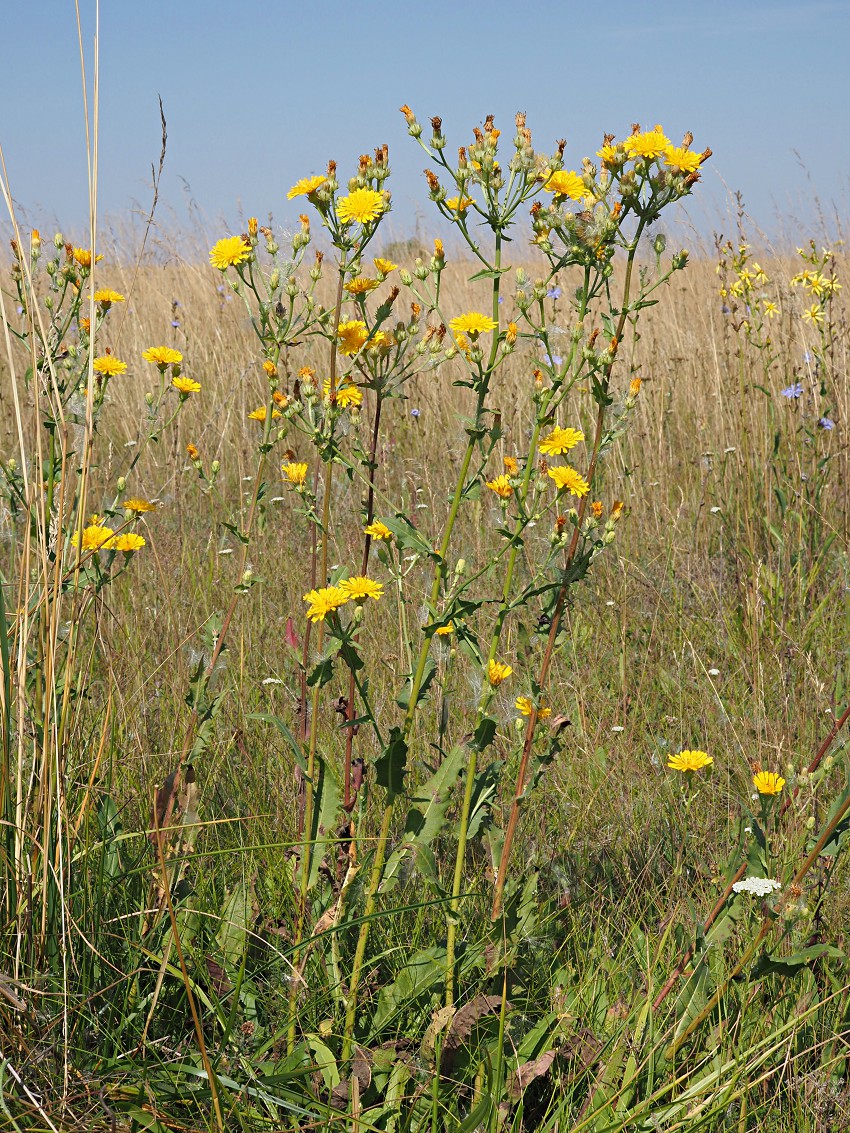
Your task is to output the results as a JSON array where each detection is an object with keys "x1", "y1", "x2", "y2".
[
  {"x1": 186, "y1": 443, "x2": 199, "y2": 460},
  {"x1": 336, "y1": 188, "x2": 385, "y2": 225},
  {"x1": 505, "y1": 322, "x2": 518, "y2": 344},
  {"x1": 445, "y1": 195, "x2": 474, "y2": 212},
  {"x1": 435, "y1": 621, "x2": 454, "y2": 636},
  {"x1": 72, "y1": 248, "x2": 103, "y2": 268},
  {"x1": 209, "y1": 236, "x2": 252, "y2": 270},
  {"x1": 373, "y1": 257, "x2": 397, "y2": 276},
  {"x1": 337, "y1": 320, "x2": 369, "y2": 355},
  {"x1": 263, "y1": 359, "x2": 278, "y2": 378},
  {"x1": 93, "y1": 289, "x2": 125, "y2": 306},
  {"x1": 248, "y1": 405, "x2": 282, "y2": 421},
  {"x1": 303, "y1": 585, "x2": 350, "y2": 622},
  {"x1": 449, "y1": 311, "x2": 498, "y2": 337},
  {"x1": 802, "y1": 304, "x2": 824, "y2": 326},
  {"x1": 172, "y1": 376, "x2": 201, "y2": 394},
  {"x1": 544, "y1": 170, "x2": 587, "y2": 200},
  {"x1": 503, "y1": 456, "x2": 519, "y2": 475},
  {"x1": 623, "y1": 126, "x2": 672, "y2": 159},
  {"x1": 487, "y1": 659, "x2": 513, "y2": 686},
  {"x1": 287, "y1": 174, "x2": 327, "y2": 200},
  {"x1": 667, "y1": 750, "x2": 713, "y2": 772},
  {"x1": 763, "y1": 300, "x2": 779, "y2": 318},
  {"x1": 123, "y1": 498, "x2": 156, "y2": 513},
  {"x1": 70, "y1": 524, "x2": 115, "y2": 551},
  {"x1": 597, "y1": 144, "x2": 621, "y2": 165},
  {"x1": 515, "y1": 696, "x2": 551, "y2": 719},
  {"x1": 753, "y1": 771, "x2": 785, "y2": 795},
  {"x1": 143, "y1": 346, "x2": 183, "y2": 367},
  {"x1": 93, "y1": 355, "x2": 127, "y2": 377},
  {"x1": 108, "y1": 533, "x2": 146, "y2": 552},
  {"x1": 366, "y1": 329, "x2": 394, "y2": 352},
  {"x1": 324, "y1": 380, "x2": 362, "y2": 408},
  {"x1": 364, "y1": 519, "x2": 392, "y2": 540},
  {"x1": 282, "y1": 462, "x2": 308, "y2": 487},
  {"x1": 664, "y1": 147, "x2": 702, "y2": 174},
  {"x1": 79, "y1": 317, "x2": 91, "y2": 334},
  {"x1": 539, "y1": 426, "x2": 584, "y2": 455},
  {"x1": 610, "y1": 500, "x2": 624, "y2": 521},
  {"x1": 548, "y1": 465, "x2": 590, "y2": 497},
  {"x1": 345, "y1": 276, "x2": 380, "y2": 295},
  {"x1": 591, "y1": 500, "x2": 603, "y2": 518},
  {"x1": 486, "y1": 475, "x2": 513, "y2": 499},
  {"x1": 340, "y1": 576, "x2": 383, "y2": 601}
]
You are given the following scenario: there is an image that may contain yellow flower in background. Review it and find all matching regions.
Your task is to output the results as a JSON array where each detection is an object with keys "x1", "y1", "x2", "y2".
[
  {"x1": 282, "y1": 462, "x2": 308, "y2": 487},
  {"x1": 72, "y1": 248, "x2": 103, "y2": 268},
  {"x1": 373, "y1": 257, "x2": 397, "y2": 276},
  {"x1": 487, "y1": 659, "x2": 513, "y2": 686},
  {"x1": 364, "y1": 520, "x2": 392, "y2": 540},
  {"x1": 366, "y1": 329, "x2": 394, "y2": 352},
  {"x1": 186, "y1": 443, "x2": 200, "y2": 461},
  {"x1": 263, "y1": 359, "x2": 278, "y2": 378},
  {"x1": 667, "y1": 750, "x2": 713, "y2": 772},
  {"x1": 324, "y1": 380, "x2": 362, "y2": 408},
  {"x1": 303, "y1": 585, "x2": 350, "y2": 622},
  {"x1": 143, "y1": 346, "x2": 183, "y2": 367},
  {"x1": 515, "y1": 696, "x2": 551, "y2": 719},
  {"x1": 486, "y1": 475, "x2": 513, "y2": 499},
  {"x1": 449, "y1": 311, "x2": 498, "y2": 337},
  {"x1": 435, "y1": 621, "x2": 454, "y2": 636},
  {"x1": 539, "y1": 426, "x2": 584, "y2": 455},
  {"x1": 763, "y1": 300, "x2": 779, "y2": 318},
  {"x1": 664, "y1": 147, "x2": 702, "y2": 174},
  {"x1": 802, "y1": 304, "x2": 824, "y2": 326},
  {"x1": 345, "y1": 277, "x2": 380, "y2": 295},
  {"x1": 547, "y1": 465, "x2": 590, "y2": 497},
  {"x1": 336, "y1": 188, "x2": 385, "y2": 225},
  {"x1": 597, "y1": 144, "x2": 620, "y2": 165},
  {"x1": 123, "y1": 498, "x2": 156, "y2": 513},
  {"x1": 287, "y1": 174, "x2": 327, "y2": 200},
  {"x1": 93, "y1": 289, "x2": 125, "y2": 306},
  {"x1": 753, "y1": 771, "x2": 785, "y2": 795},
  {"x1": 93, "y1": 355, "x2": 127, "y2": 377},
  {"x1": 623, "y1": 126, "x2": 672, "y2": 159},
  {"x1": 71, "y1": 524, "x2": 115, "y2": 551},
  {"x1": 209, "y1": 236, "x2": 252, "y2": 270},
  {"x1": 544, "y1": 170, "x2": 587, "y2": 200},
  {"x1": 445, "y1": 195, "x2": 474, "y2": 212},
  {"x1": 108, "y1": 533, "x2": 145, "y2": 552},
  {"x1": 248, "y1": 405, "x2": 282, "y2": 421},
  {"x1": 503, "y1": 456, "x2": 519, "y2": 476},
  {"x1": 340, "y1": 576, "x2": 384, "y2": 601},
  {"x1": 591, "y1": 500, "x2": 604, "y2": 518},
  {"x1": 337, "y1": 319, "x2": 369, "y2": 355},
  {"x1": 172, "y1": 376, "x2": 201, "y2": 394}
]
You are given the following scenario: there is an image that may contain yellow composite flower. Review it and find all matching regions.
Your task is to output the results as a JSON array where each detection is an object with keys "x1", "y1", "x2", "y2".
[
  {"x1": 591, "y1": 500, "x2": 604, "y2": 518},
  {"x1": 71, "y1": 524, "x2": 115, "y2": 551},
  {"x1": 445, "y1": 195, "x2": 474, "y2": 213},
  {"x1": 108, "y1": 533, "x2": 146, "y2": 552},
  {"x1": 515, "y1": 696, "x2": 552, "y2": 719},
  {"x1": 597, "y1": 144, "x2": 621, "y2": 166},
  {"x1": 547, "y1": 465, "x2": 590, "y2": 497},
  {"x1": 263, "y1": 359, "x2": 278, "y2": 378},
  {"x1": 449, "y1": 311, "x2": 498, "y2": 337},
  {"x1": 486, "y1": 474, "x2": 513, "y2": 499},
  {"x1": 663, "y1": 147, "x2": 702, "y2": 174},
  {"x1": 93, "y1": 355, "x2": 127, "y2": 377},
  {"x1": 186, "y1": 443, "x2": 200, "y2": 460},
  {"x1": 753, "y1": 771, "x2": 785, "y2": 795},
  {"x1": 248, "y1": 405, "x2": 282, "y2": 421},
  {"x1": 339, "y1": 575, "x2": 383, "y2": 602},
  {"x1": 763, "y1": 300, "x2": 779, "y2": 318},
  {"x1": 303, "y1": 585, "x2": 350, "y2": 622},
  {"x1": 623, "y1": 126, "x2": 672, "y2": 159},
  {"x1": 324, "y1": 380, "x2": 363, "y2": 409},
  {"x1": 344, "y1": 276, "x2": 380, "y2": 295},
  {"x1": 143, "y1": 346, "x2": 183, "y2": 367},
  {"x1": 667, "y1": 749, "x2": 713, "y2": 772},
  {"x1": 544, "y1": 170, "x2": 587, "y2": 200},
  {"x1": 364, "y1": 519, "x2": 392, "y2": 540},
  {"x1": 209, "y1": 235, "x2": 252, "y2": 270},
  {"x1": 487, "y1": 659, "x2": 513, "y2": 686},
  {"x1": 172, "y1": 376, "x2": 201, "y2": 394},
  {"x1": 503, "y1": 456, "x2": 519, "y2": 475},
  {"x1": 539, "y1": 426, "x2": 584, "y2": 456},
  {"x1": 337, "y1": 319, "x2": 369, "y2": 355},
  {"x1": 373, "y1": 257, "x2": 397, "y2": 276},
  {"x1": 93, "y1": 289, "x2": 125, "y2": 306},
  {"x1": 802, "y1": 304, "x2": 824, "y2": 326},
  {"x1": 435, "y1": 621, "x2": 454, "y2": 636},
  {"x1": 336, "y1": 188, "x2": 385, "y2": 225},
  {"x1": 72, "y1": 248, "x2": 103, "y2": 268},
  {"x1": 123, "y1": 497, "x2": 156, "y2": 513},
  {"x1": 287, "y1": 174, "x2": 327, "y2": 200},
  {"x1": 282, "y1": 462, "x2": 308, "y2": 487}
]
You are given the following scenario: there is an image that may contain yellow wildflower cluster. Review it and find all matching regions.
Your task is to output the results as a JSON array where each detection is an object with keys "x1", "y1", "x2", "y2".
[{"x1": 303, "y1": 577, "x2": 383, "y2": 622}]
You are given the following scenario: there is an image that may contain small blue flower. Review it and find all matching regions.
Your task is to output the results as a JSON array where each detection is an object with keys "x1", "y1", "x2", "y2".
[
  {"x1": 498, "y1": 296, "x2": 504, "y2": 304},
  {"x1": 16, "y1": 305, "x2": 23, "y2": 315},
  {"x1": 803, "y1": 351, "x2": 813, "y2": 364},
  {"x1": 781, "y1": 383, "x2": 803, "y2": 399},
  {"x1": 543, "y1": 351, "x2": 563, "y2": 368},
  {"x1": 217, "y1": 284, "x2": 226, "y2": 294},
  {"x1": 818, "y1": 417, "x2": 835, "y2": 430},
  {"x1": 171, "y1": 320, "x2": 180, "y2": 328},
  {"x1": 721, "y1": 304, "x2": 731, "y2": 314},
  {"x1": 546, "y1": 286, "x2": 562, "y2": 300},
  {"x1": 410, "y1": 407, "x2": 421, "y2": 418}
]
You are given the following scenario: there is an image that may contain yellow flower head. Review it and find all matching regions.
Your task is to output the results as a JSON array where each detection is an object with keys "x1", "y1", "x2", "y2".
[
  {"x1": 93, "y1": 355, "x2": 127, "y2": 377},
  {"x1": 449, "y1": 311, "x2": 498, "y2": 337},
  {"x1": 373, "y1": 257, "x2": 397, "y2": 276},
  {"x1": 629, "y1": 376, "x2": 642, "y2": 397},
  {"x1": 486, "y1": 474, "x2": 513, "y2": 499},
  {"x1": 539, "y1": 426, "x2": 584, "y2": 456},
  {"x1": 623, "y1": 126, "x2": 672, "y2": 160},
  {"x1": 344, "y1": 276, "x2": 380, "y2": 295},
  {"x1": 337, "y1": 319, "x2": 369, "y2": 355},
  {"x1": 547, "y1": 465, "x2": 590, "y2": 497},
  {"x1": 515, "y1": 696, "x2": 551, "y2": 719},
  {"x1": 303, "y1": 585, "x2": 350, "y2": 622},
  {"x1": 503, "y1": 456, "x2": 519, "y2": 476},
  {"x1": 123, "y1": 498, "x2": 156, "y2": 513},
  {"x1": 72, "y1": 248, "x2": 103, "y2": 268},
  {"x1": 753, "y1": 771, "x2": 785, "y2": 795},
  {"x1": 445, "y1": 195, "x2": 474, "y2": 213},
  {"x1": 340, "y1": 576, "x2": 383, "y2": 602},
  {"x1": 544, "y1": 170, "x2": 587, "y2": 200},
  {"x1": 336, "y1": 188, "x2": 385, "y2": 225},
  {"x1": 664, "y1": 147, "x2": 702, "y2": 174},
  {"x1": 93, "y1": 289, "x2": 125, "y2": 306},
  {"x1": 143, "y1": 346, "x2": 183, "y2": 367},
  {"x1": 487, "y1": 659, "x2": 513, "y2": 686},
  {"x1": 435, "y1": 621, "x2": 454, "y2": 636},
  {"x1": 597, "y1": 144, "x2": 621, "y2": 166},
  {"x1": 209, "y1": 235, "x2": 252, "y2": 270},
  {"x1": 762, "y1": 300, "x2": 779, "y2": 318},
  {"x1": 282, "y1": 462, "x2": 308, "y2": 487},
  {"x1": 802, "y1": 304, "x2": 824, "y2": 326},
  {"x1": 71, "y1": 524, "x2": 115, "y2": 551},
  {"x1": 248, "y1": 405, "x2": 282, "y2": 421},
  {"x1": 591, "y1": 500, "x2": 604, "y2": 518},
  {"x1": 364, "y1": 519, "x2": 392, "y2": 540},
  {"x1": 172, "y1": 376, "x2": 201, "y2": 395},
  {"x1": 186, "y1": 443, "x2": 200, "y2": 461},
  {"x1": 108, "y1": 533, "x2": 146, "y2": 552},
  {"x1": 324, "y1": 380, "x2": 362, "y2": 408},
  {"x1": 287, "y1": 174, "x2": 327, "y2": 200},
  {"x1": 263, "y1": 359, "x2": 278, "y2": 378},
  {"x1": 667, "y1": 750, "x2": 713, "y2": 772}
]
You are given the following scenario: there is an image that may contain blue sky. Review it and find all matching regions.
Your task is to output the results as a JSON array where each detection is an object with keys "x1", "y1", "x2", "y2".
[{"x1": 2, "y1": 0, "x2": 848, "y2": 246}]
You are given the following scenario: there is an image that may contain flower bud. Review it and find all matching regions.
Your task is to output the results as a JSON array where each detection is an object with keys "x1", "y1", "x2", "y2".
[
  {"x1": 805, "y1": 815, "x2": 815, "y2": 829},
  {"x1": 116, "y1": 476, "x2": 126, "y2": 492},
  {"x1": 211, "y1": 459, "x2": 220, "y2": 475},
  {"x1": 145, "y1": 391, "x2": 155, "y2": 406},
  {"x1": 454, "y1": 558, "x2": 466, "y2": 576},
  {"x1": 269, "y1": 268, "x2": 280, "y2": 291},
  {"x1": 400, "y1": 269, "x2": 413, "y2": 286}
]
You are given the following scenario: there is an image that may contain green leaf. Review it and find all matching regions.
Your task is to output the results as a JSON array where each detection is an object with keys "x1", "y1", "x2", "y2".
[
  {"x1": 374, "y1": 727, "x2": 408, "y2": 800},
  {"x1": 248, "y1": 713, "x2": 308, "y2": 777},
  {"x1": 217, "y1": 882, "x2": 252, "y2": 967},
  {"x1": 381, "y1": 514, "x2": 439, "y2": 560},
  {"x1": 308, "y1": 754, "x2": 341, "y2": 890},
  {"x1": 751, "y1": 943, "x2": 844, "y2": 979},
  {"x1": 467, "y1": 267, "x2": 508, "y2": 282},
  {"x1": 396, "y1": 655, "x2": 436, "y2": 710},
  {"x1": 465, "y1": 760, "x2": 503, "y2": 840},
  {"x1": 221, "y1": 521, "x2": 249, "y2": 545},
  {"x1": 369, "y1": 944, "x2": 446, "y2": 1037}
]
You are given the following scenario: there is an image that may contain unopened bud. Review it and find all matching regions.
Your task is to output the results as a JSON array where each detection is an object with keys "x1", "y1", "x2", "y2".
[
  {"x1": 117, "y1": 476, "x2": 126, "y2": 492},
  {"x1": 454, "y1": 558, "x2": 466, "y2": 576},
  {"x1": 211, "y1": 459, "x2": 220, "y2": 474}
]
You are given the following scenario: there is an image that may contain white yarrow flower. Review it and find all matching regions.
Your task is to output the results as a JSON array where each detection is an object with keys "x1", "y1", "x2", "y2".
[{"x1": 732, "y1": 877, "x2": 782, "y2": 897}]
